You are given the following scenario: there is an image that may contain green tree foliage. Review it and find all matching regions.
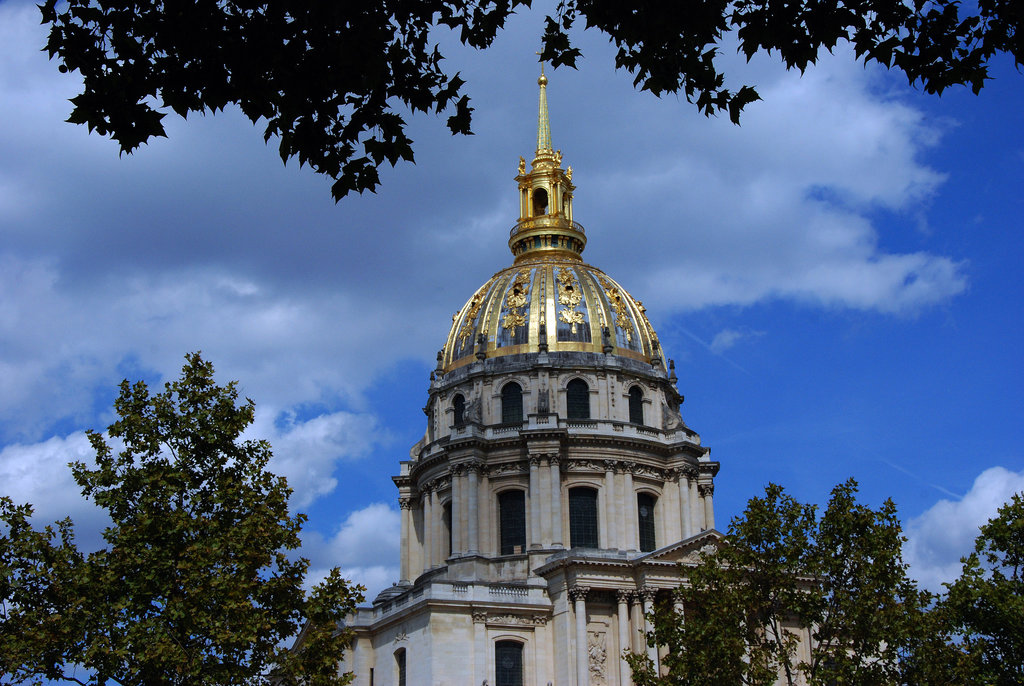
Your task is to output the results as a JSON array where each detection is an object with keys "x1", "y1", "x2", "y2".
[
  {"x1": 39, "y1": 0, "x2": 1022, "y2": 199},
  {"x1": 0, "y1": 353, "x2": 362, "y2": 686},
  {"x1": 944, "y1": 492, "x2": 1024, "y2": 685},
  {"x1": 627, "y1": 480, "x2": 958, "y2": 685}
]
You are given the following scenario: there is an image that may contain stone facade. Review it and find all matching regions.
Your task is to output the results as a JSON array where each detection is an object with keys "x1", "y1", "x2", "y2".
[{"x1": 341, "y1": 72, "x2": 725, "y2": 686}]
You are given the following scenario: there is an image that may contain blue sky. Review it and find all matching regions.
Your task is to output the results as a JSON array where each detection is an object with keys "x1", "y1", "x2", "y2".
[{"x1": 1, "y1": 0, "x2": 1022, "y2": 599}]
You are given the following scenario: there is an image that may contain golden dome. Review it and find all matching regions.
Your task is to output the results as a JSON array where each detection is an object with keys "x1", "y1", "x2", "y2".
[
  {"x1": 439, "y1": 68, "x2": 661, "y2": 374},
  {"x1": 441, "y1": 260, "x2": 661, "y2": 373}
]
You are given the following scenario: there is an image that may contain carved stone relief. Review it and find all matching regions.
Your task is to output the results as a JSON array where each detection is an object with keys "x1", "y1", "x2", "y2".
[{"x1": 588, "y1": 630, "x2": 608, "y2": 686}]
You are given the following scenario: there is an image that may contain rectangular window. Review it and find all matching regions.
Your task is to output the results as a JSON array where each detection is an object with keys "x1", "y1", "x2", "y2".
[
  {"x1": 569, "y1": 487, "x2": 599, "y2": 548},
  {"x1": 499, "y1": 490, "x2": 527, "y2": 555}
]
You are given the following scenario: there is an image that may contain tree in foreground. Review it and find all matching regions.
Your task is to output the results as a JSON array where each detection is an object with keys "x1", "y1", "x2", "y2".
[
  {"x1": 943, "y1": 492, "x2": 1024, "y2": 685},
  {"x1": 627, "y1": 479, "x2": 964, "y2": 685},
  {"x1": 0, "y1": 353, "x2": 361, "y2": 685},
  {"x1": 39, "y1": 0, "x2": 1022, "y2": 199}
]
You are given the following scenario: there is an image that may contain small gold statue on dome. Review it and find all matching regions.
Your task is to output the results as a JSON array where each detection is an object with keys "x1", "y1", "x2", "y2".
[{"x1": 518, "y1": 156, "x2": 526, "y2": 175}]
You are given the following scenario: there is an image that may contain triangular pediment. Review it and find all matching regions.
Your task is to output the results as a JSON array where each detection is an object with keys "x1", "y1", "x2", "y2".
[{"x1": 634, "y1": 529, "x2": 725, "y2": 565}]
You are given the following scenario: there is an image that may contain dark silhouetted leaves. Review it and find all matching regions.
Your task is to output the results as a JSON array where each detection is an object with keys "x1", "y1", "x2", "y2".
[{"x1": 39, "y1": 0, "x2": 1022, "y2": 200}]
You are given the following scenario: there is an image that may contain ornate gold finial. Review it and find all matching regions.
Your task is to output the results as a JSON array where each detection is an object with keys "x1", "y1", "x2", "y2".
[{"x1": 536, "y1": 58, "x2": 552, "y2": 153}]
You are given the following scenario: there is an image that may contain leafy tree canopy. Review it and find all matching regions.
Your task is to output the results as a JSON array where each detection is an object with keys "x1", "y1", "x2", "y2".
[
  {"x1": 0, "y1": 353, "x2": 361, "y2": 686},
  {"x1": 943, "y1": 492, "x2": 1024, "y2": 685},
  {"x1": 39, "y1": 0, "x2": 1022, "y2": 200},
  {"x1": 627, "y1": 479, "x2": 965, "y2": 686}
]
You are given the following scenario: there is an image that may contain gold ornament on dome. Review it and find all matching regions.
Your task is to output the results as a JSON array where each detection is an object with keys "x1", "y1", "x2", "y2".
[
  {"x1": 634, "y1": 298, "x2": 659, "y2": 346},
  {"x1": 556, "y1": 267, "x2": 586, "y2": 333},
  {"x1": 457, "y1": 291, "x2": 486, "y2": 345},
  {"x1": 502, "y1": 270, "x2": 531, "y2": 334},
  {"x1": 598, "y1": 275, "x2": 635, "y2": 343}
]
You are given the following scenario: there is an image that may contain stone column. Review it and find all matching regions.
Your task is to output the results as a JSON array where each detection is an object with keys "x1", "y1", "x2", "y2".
[
  {"x1": 617, "y1": 590, "x2": 632, "y2": 686},
  {"x1": 432, "y1": 487, "x2": 443, "y2": 564},
  {"x1": 689, "y1": 475, "x2": 702, "y2": 532},
  {"x1": 540, "y1": 455, "x2": 553, "y2": 546},
  {"x1": 479, "y1": 467, "x2": 491, "y2": 555},
  {"x1": 451, "y1": 466, "x2": 463, "y2": 556},
  {"x1": 640, "y1": 588, "x2": 659, "y2": 673},
  {"x1": 473, "y1": 612, "x2": 488, "y2": 686},
  {"x1": 699, "y1": 483, "x2": 715, "y2": 531},
  {"x1": 570, "y1": 586, "x2": 590, "y2": 686},
  {"x1": 624, "y1": 466, "x2": 637, "y2": 551},
  {"x1": 467, "y1": 463, "x2": 479, "y2": 553},
  {"x1": 629, "y1": 593, "x2": 643, "y2": 653},
  {"x1": 529, "y1": 456, "x2": 542, "y2": 549},
  {"x1": 398, "y1": 497, "x2": 414, "y2": 582},
  {"x1": 604, "y1": 461, "x2": 618, "y2": 550},
  {"x1": 677, "y1": 471, "x2": 691, "y2": 539},
  {"x1": 424, "y1": 483, "x2": 434, "y2": 569},
  {"x1": 550, "y1": 457, "x2": 564, "y2": 548}
]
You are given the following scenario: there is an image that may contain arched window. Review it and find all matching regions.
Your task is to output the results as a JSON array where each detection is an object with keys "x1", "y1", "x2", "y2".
[
  {"x1": 495, "y1": 640, "x2": 524, "y2": 686},
  {"x1": 568, "y1": 486, "x2": 599, "y2": 549},
  {"x1": 442, "y1": 502, "x2": 452, "y2": 559},
  {"x1": 395, "y1": 648, "x2": 407, "y2": 686},
  {"x1": 498, "y1": 490, "x2": 526, "y2": 555},
  {"x1": 567, "y1": 379, "x2": 590, "y2": 419},
  {"x1": 453, "y1": 393, "x2": 465, "y2": 426},
  {"x1": 638, "y1": 493, "x2": 657, "y2": 552},
  {"x1": 502, "y1": 382, "x2": 523, "y2": 424},
  {"x1": 628, "y1": 386, "x2": 644, "y2": 425},
  {"x1": 532, "y1": 187, "x2": 549, "y2": 216}
]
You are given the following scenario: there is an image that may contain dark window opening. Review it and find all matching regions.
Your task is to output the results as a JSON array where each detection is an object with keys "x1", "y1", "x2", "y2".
[
  {"x1": 628, "y1": 386, "x2": 644, "y2": 425},
  {"x1": 532, "y1": 188, "x2": 549, "y2": 216},
  {"x1": 502, "y1": 382, "x2": 523, "y2": 424},
  {"x1": 498, "y1": 490, "x2": 526, "y2": 555},
  {"x1": 453, "y1": 393, "x2": 465, "y2": 426},
  {"x1": 495, "y1": 641, "x2": 524, "y2": 686},
  {"x1": 442, "y1": 503, "x2": 452, "y2": 559},
  {"x1": 567, "y1": 379, "x2": 590, "y2": 419},
  {"x1": 395, "y1": 649, "x2": 406, "y2": 686},
  {"x1": 569, "y1": 487, "x2": 599, "y2": 549},
  {"x1": 638, "y1": 493, "x2": 657, "y2": 552}
]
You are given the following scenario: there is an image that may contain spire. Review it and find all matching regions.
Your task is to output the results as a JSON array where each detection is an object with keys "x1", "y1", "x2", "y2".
[
  {"x1": 510, "y1": 67, "x2": 585, "y2": 263},
  {"x1": 536, "y1": 65, "x2": 552, "y2": 153}
]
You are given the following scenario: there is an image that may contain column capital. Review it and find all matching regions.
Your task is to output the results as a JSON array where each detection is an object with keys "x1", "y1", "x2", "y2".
[
  {"x1": 698, "y1": 483, "x2": 715, "y2": 497},
  {"x1": 568, "y1": 585, "x2": 591, "y2": 602},
  {"x1": 639, "y1": 587, "x2": 657, "y2": 602},
  {"x1": 398, "y1": 497, "x2": 415, "y2": 510},
  {"x1": 529, "y1": 455, "x2": 543, "y2": 468},
  {"x1": 603, "y1": 459, "x2": 617, "y2": 473},
  {"x1": 616, "y1": 589, "x2": 633, "y2": 604}
]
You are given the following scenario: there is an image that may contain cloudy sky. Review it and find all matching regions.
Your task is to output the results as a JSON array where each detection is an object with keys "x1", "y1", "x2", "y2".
[{"x1": 1, "y1": 0, "x2": 1022, "y2": 600}]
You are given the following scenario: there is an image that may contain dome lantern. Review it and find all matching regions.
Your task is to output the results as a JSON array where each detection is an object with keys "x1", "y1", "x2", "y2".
[{"x1": 509, "y1": 66, "x2": 585, "y2": 263}]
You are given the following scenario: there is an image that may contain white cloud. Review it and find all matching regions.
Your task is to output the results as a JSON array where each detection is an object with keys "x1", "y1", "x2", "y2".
[
  {"x1": 904, "y1": 466, "x2": 1024, "y2": 591},
  {"x1": 709, "y1": 328, "x2": 764, "y2": 354},
  {"x1": 0, "y1": 432, "x2": 96, "y2": 520},
  {"x1": 248, "y1": 408, "x2": 389, "y2": 508},
  {"x1": 304, "y1": 503, "x2": 401, "y2": 601}
]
